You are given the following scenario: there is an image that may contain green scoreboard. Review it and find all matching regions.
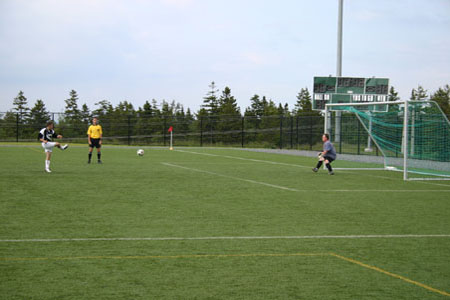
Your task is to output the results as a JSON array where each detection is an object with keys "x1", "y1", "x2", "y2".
[{"x1": 313, "y1": 76, "x2": 389, "y2": 111}]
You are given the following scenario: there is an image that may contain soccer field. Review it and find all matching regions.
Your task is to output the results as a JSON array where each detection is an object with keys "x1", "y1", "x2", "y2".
[{"x1": 1, "y1": 145, "x2": 449, "y2": 299}]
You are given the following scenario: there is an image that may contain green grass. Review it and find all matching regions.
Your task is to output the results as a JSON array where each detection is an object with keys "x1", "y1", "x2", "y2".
[{"x1": 1, "y1": 145, "x2": 449, "y2": 299}]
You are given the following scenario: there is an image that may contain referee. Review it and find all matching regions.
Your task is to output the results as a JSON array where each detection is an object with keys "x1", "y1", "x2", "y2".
[{"x1": 87, "y1": 117, "x2": 103, "y2": 164}]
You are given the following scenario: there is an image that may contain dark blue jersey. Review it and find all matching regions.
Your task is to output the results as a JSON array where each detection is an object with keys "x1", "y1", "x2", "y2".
[{"x1": 38, "y1": 128, "x2": 58, "y2": 142}]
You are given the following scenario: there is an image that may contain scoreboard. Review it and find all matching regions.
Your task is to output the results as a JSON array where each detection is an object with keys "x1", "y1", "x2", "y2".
[{"x1": 313, "y1": 76, "x2": 389, "y2": 111}]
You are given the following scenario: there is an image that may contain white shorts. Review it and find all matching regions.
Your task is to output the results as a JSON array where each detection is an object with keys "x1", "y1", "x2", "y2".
[{"x1": 42, "y1": 142, "x2": 56, "y2": 152}]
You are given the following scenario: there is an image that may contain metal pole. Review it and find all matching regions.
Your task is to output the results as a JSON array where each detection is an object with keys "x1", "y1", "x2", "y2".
[
  {"x1": 241, "y1": 116, "x2": 244, "y2": 148},
  {"x1": 337, "y1": 0, "x2": 343, "y2": 76},
  {"x1": 403, "y1": 100, "x2": 409, "y2": 180},
  {"x1": 365, "y1": 112, "x2": 373, "y2": 152},
  {"x1": 163, "y1": 117, "x2": 166, "y2": 146},
  {"x1": 290, "y1": 116, "x2": 293, "y2": 149},
  {"x1": 279, "y1": 115, "x2": 283, "y2": 149},
  {"x1": 200, "y1": 117, "x2": 203, "y2": 147},
  {"x1": 127, "y1": 115, "x2": 131, "y2": 146},
  {"x1": 335, "y1": 0, "x2": 344, "y2": 143},
  {"x1": 357, "y1": 119, "x2": 360, "y2": 155},
  {"x1": 16, "y1": 113, "x2": 19, "y2": 142}
]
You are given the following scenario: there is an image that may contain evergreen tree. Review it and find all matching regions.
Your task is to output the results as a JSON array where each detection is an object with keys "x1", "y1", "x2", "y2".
[
  {"x1": 294, "y1": 88, "x2": 317, "y2": 115},
  {"x1": 29, "y1": 99, "x2": 50, "y2": 129},
  {"x1": 64, "y1": 90, "x2": 81, "y2": 121},
  {"x1": 111, "y1": 101, "x2": 136, "y2": 137},
  {"x1": 410, "y1": 85, "x2": 428, "y2": 101},
  {"x1": 430, "y1": 85, "x2": 450, "y2": 115},
  {"x1": 262, "y1": 98, "x2": 279, "y2": 116},
  {"x1": 93, "y1": 100, "x2": 113, "y2": 118},
  {"x1": 12, "y1": 90, "x2": 30, "y2": 123},
  {"x1": 284, "y1": 103, "x2": 290, "y2": 115},
  {"x1": 186, "y1": 108, "x2": 194, "y2": 121},
  {"x1": 201, "y1": 81, "x2": 220, "y2": 115},
  {"x1": 218, "y1": 87, "x2": 240, "y2": 116},
  {"x1": 81, "y1": 103, "x2": 91, "y2": 125},
  {"x1": 141, "y1": 100, "x2": 154, "y2": 118},
  {"x1": 161, "y1": 100, "x2": 172, "y2": 117},
  {"x1": 63, "y1": 90, "x2": 84, "y2": 136},
  {"x1": 245, "y1": 94, "x2": 264, "y2": 118},
  {"x1": 388, "y1": 86, "x2": 400, "y2": 102},
  {"x1": 151, "y1": 99, "x2": 161, "y2": 117},
  {"x1": 277, "y1": 103, "x2": 284, "y2": 115}
]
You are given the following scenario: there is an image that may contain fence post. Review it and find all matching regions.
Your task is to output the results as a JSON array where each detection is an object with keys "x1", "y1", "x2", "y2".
[
  {"x1": 339, "y1": 115, "x2": 343, "y2": 154},
  {"x1": 309, "y1": 116, "x2": 313, "y2": 150},
  {"x1": 16, "y1": 113, "x2": 19, "y2": 143},
  {"x1": 209, "y1": 116, "x2": 213, "y2": 145},
  {"x1": 163, "y1": 116, "x2": 166, "y2": 147},
  {"x1": 241, "y1": 116, "x2": 245, "y2": 148},
  {"x1": 290, "y1": 116, "x2": 293, "y2": 149},
  {"x1": 127, "y1": 115, "x2": 131, "y2": 146},
  {"x1": 279, "y1": 115, "x2": 283, "y2": 149},
  {"x1": 296, "y1": 116, "x2": 299, "y2": 149},
  {"x1": 200, "y1": 117, "x2": 203, "y2": 147},
  {"x1": 357, "y1": 119, "x2": 361, "y2": 155}
]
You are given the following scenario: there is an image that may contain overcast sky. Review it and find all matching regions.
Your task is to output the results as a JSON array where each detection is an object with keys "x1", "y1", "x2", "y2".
[{"x1": 1, "y1": 0, "x2": 449, "y2": 113}]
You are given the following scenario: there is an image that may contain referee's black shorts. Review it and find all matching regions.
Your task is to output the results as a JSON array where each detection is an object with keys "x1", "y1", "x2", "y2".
[{"x1": 89, "y1": 138, "x2": 101, "y2": 148}]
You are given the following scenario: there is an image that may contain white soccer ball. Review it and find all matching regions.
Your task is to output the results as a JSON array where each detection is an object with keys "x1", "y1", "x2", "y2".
[{"x1": 137, "y1": 149, "x2": 145, "y2": 156}]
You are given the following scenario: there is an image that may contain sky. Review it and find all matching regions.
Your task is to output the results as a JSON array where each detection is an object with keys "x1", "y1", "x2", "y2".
[{"x1": 1, "y1": 0, "x2": 449, "y2": 113}]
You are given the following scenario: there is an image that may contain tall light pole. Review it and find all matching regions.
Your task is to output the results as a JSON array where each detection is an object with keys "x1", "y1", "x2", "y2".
[{"x1": 335, "y1": 0, "x2": 344, "y2": 143}]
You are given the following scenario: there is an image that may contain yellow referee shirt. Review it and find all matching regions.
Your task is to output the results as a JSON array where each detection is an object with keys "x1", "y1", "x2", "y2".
[{"x1": 87, "y1": 125, "x2": 103, "y2": 139}]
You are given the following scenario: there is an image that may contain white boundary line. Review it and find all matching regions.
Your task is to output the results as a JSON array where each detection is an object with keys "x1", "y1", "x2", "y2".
[
  {"x1": 1, "y1": 234, "x2": 449, "y2": 243},
  {"x1": 175, "y1": 149, "x2": 310, "y2": 169},
  {"x1": 161, "y1": 162, "x2": 300, "y2": 192},
  {"x1": 175, "y1": 149, "x2": 450, "y2": 188},
  {"x1": 162, "y1": 162, "x2": 450, "y2": 193}
]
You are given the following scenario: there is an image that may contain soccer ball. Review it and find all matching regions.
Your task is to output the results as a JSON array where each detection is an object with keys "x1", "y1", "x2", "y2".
[{"x1": 137, "y1": 149, "x2": 144, "y2": 156}]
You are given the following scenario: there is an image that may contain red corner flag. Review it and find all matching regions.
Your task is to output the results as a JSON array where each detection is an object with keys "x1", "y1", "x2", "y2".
[{"x1": 168, "y1": 126, "x2": 173, "y2": 132}]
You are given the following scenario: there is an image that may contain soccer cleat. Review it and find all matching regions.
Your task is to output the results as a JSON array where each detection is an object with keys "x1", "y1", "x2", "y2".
[
  {"x1": 61, "y1": 144, "x2": 69, "y2": 150},
  {"x1": 45, "y1": 168, "x2": 52, "y2": 173},
  {"x1": 312, "y1": 168, "x2": 318, "y2": 172},
  {"x1": 87, "y1": 160, "x2": 91, "y2": 164},
  {"x1": 98, "y1": 160, "x2": 102, "y2": 164},
  {"x1": 329, "y1": 171, "x2": 334, "y2": 175}
]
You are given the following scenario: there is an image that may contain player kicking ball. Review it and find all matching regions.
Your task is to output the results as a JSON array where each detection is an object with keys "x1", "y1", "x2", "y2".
[
  {"x1": 313, "y1": 133, "x2": 336, "y2": 175},
  {"x1": 38, "y1": 121, "x2": 68, "y2": 173}
]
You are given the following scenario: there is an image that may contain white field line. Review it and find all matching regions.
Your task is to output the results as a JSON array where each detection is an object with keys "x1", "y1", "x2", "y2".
[
  {"x1": 174, "y1": 149, "x2": 450, "y2": 188},
  {"x1": 161, "y1": 162, "x2": 300, "y2": 192},
  {"x1": 174, "y1": 149, "x2": 310, "y2": 169},
  {"x1": 162, "y1": 162, "x2": 450, "y2": 193},
  {"x1": 1, "y1": 234, "x2": 450, "y2": 243}
]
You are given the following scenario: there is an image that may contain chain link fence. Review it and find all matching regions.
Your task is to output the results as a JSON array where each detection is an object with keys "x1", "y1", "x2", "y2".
[{"x1": 5, "y1": 111, "x2": 444, "y2": 156}]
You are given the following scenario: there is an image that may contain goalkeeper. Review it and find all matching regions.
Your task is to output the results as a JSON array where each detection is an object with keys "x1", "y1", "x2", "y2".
[{"x1": 313, "y1": 133, "x2": 336, "y2": 175}]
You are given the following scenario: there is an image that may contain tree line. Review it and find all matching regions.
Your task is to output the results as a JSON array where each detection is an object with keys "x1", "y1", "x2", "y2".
[{"x1": 1, "y1": 82, "x2": 449, "y2": 144}]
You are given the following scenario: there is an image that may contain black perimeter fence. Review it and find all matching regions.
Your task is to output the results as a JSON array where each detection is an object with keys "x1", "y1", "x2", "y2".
[{"x1": 3, "y1": 111, "x2": 432, "y2": 156}]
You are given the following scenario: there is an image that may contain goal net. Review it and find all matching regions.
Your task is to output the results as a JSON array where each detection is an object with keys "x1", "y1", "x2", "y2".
[{"x1": 325, "y1": 100, "x2": 450, "y2": 180}]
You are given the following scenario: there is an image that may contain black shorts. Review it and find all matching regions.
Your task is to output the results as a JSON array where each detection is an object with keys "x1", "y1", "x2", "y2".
[
  {"x1": 89, "y1": 138, "x2": 101, "y2": 148},
  {"x1": 323, "y1": 155, "x2": 335, "y2": 163}
]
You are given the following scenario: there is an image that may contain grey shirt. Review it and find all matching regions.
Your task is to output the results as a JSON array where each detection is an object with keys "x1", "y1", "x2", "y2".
[{"x1": 323, "y1": 140, "x2": 337, "y2": 159}]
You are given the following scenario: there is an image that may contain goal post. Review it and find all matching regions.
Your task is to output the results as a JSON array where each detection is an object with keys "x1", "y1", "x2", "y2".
[{"x1": 325, "y1": 100, "x2": 450, "y2": 181}]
